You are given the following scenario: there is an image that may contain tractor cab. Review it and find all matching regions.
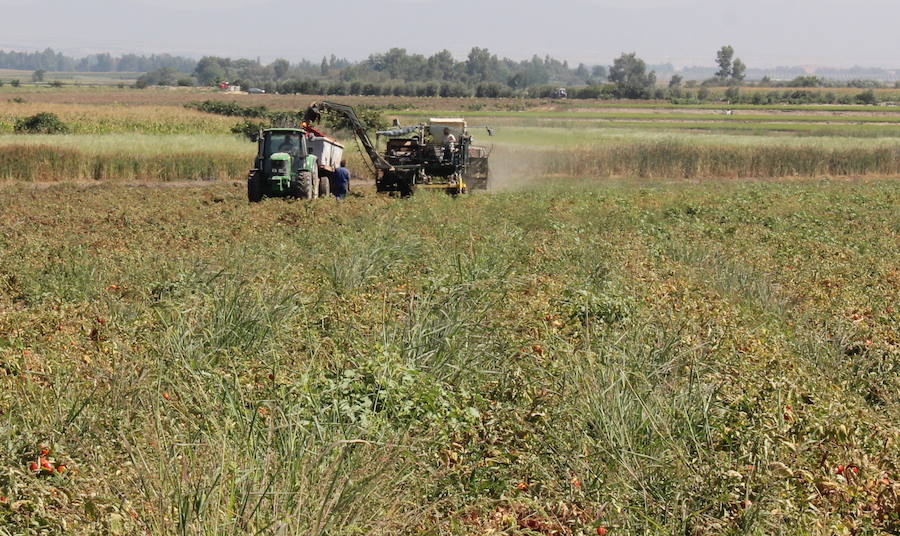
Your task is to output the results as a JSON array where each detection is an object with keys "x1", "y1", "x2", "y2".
[
  {"x1": 257, "y1": 129, "x2": 309, "y2": 176},
  {"x1": 247, "y1": 128, "x2": 318, "y2": 202}
]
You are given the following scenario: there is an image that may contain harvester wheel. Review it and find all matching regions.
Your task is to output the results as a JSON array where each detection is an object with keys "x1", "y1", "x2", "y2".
[
  {"x1": 247, "y1": 172, "x2": 263, "y2": 203},
  {"x1": 292, "y1": 171, "x2": 313, "y2": 200},
  {"x1": 399, "y1": 177, "x2": 416, "y2": 198}
]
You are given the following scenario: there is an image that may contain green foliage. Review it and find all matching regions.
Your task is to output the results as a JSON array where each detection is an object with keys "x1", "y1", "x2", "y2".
[
  {"x1": 856, "y1": 89, "x2": 878, "y2": 105},
  {"x1": 31, "y1": 69, "x2": 45, "y2": 82},
  {"x1": 13, "y1": 112, "x2": 68, "y2": 134},
  {"x1": 193, "y1": 56, "x2": 228, "y2": 85},
  {"x1": 609, "y1": 52, "x2": 657, "y2": 99},
  {"x1": 134, "y1": 67, "x2": 179, "y2": 88},
  {"x1": 10, "y1": 79, "x2": 20, "y2": 87},
  {"x1": 698, "y1": 86, "x2": 711, "y2": 101},
  {"x1": 731, "y1": 58, "x2": 746, "y2": 83},
  {"x1": 323, "y1": 106, "x2": 388, "y2": 132},
  {"x1": 715, "y1": 45, "x2": 734, "y2": 80},
  {"x1": 787, "y1": 75, "x2": 825, "y2": 88},
  {"x1": 185, "y1": 100, "x2": 269, "y2": 118},
  {"x1": 725, "y1": 85, "x2": 741, "y2": 103},
  {"x1": 558, "y1": 285, "x2": 633, "y2": 326},
  {"x1": 271, "y1": 58, "x2": 289, "y2": 80},
  {"x1": 230, "y1": 119, "x2": 267, "y2": 140}
]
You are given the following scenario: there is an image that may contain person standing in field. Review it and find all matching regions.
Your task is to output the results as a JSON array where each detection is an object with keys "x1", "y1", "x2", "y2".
[
  {"x1": 332, "y1": 160, "x2": 350, "y2": 199},
  {"x1": 442, "y1": 127, "x2": 457, "y2": 162}
]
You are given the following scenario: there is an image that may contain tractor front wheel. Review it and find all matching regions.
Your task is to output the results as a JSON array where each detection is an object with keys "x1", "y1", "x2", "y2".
[
  {"x1": 247, "y1": 172, "x2": 263, "y2": 203},
  {"x1": 292, "y1": 171, "x2": 313, "y2": 200}
]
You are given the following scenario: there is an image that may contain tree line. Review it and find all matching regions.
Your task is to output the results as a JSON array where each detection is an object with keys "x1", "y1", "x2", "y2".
[
  {"x1": 0, "y1": 48, "x2": 195, "y2": 73},
  {"x1": 175, "y1": 48, "x2": 605, "y2": 91},
  {"x1": 5, "y1": 46, "x2": 898, "y2": 101}
]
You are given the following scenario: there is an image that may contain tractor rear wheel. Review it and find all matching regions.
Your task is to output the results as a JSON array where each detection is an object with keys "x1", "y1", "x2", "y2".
[
  {"x1": 318, "y1": 171, "x2": 331, "y2": 197},
  {"x1": 247, "y1": 172, "x2": 263, "y2": 203},
  {"x1": 292, "y1": 171, "x2": 313, "y2": 200}
]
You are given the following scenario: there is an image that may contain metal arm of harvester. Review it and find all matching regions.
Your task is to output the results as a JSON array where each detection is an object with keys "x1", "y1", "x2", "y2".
[{"x1": 312, "y1": 101, "x2": 393, "y2": 171}]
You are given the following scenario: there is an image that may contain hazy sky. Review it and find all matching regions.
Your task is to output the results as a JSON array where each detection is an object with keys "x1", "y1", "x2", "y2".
[{"x1": 1, "y1": 0, "x2": 898, "y2": 67}]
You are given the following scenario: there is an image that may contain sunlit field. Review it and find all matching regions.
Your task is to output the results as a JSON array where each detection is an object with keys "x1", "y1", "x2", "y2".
[{"x1": 0, "y1": 87, "x2": 898, "y2": 535}]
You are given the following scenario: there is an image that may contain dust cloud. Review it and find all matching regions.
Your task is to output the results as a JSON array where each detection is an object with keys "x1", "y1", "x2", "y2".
[{"x1": 484, "y1": 145, "x2": 553, "y2": 192}]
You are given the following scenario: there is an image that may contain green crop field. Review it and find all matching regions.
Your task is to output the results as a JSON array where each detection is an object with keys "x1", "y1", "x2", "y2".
[
  {"x1": 0, "y1": 88, "x2": 898, "y2": 535},
  {"x1": 0, "y1": 69, "x2": 139, "y2": 85},
  {"x1": 0, "y1": 180, "x2": 897, "y2": 534}
]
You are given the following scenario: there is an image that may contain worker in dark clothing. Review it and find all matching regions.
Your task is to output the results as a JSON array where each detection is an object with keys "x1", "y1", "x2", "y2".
[
  {"x1": 332, "y1": 160, "x2": 350, "y2": 199},
  {"x1": 304, "y1": 103, "x2": 322, "y2": 125}
]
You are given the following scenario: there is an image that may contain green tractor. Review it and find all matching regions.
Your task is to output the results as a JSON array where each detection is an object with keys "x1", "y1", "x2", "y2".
[{"x1": 247, "y1": 128, "x2": 340, "y2": 202}]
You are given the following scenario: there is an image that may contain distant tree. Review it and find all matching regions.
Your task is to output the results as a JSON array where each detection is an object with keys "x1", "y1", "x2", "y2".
[
  {"x1": 426, "y1": 50, "x2": 455, "y2": 80},
  {"x1": 0, "y1": 80, "x2": 5, "y2": 87},
  {"x1": 320, "y1": 56, "x2": 329, "y2": 76},
  {"x1": 32, "y1": 69, "x2": 46, "y2": 82},
  {"x1": 11, "y1": 79, "x2": 21, "y2": 87},
  {"x1": 715, "y1": 45, "x2": 734, "y2": 81},
  {"x1": 608, "y1": 53, "x2": 656, "y2": 99},
  {"x1": 135, "y1": 67, "x2": 178, "y2": 88},
  {"x1": 574, "y1": 63, "x2": 590, "y2": 80},
  {"x1": 466, "y1": 47, "x2": 497, "y2": 83},
  {"x1": 591, "y1": 65, "x2": 608, "y2": 80},
  {"x1": 92, "y1": 53, "x2": 114, "y2": 72},
  {"x1": 49, "y1": 80, "x2": 64, "y2": 88},
  {"x1": 272, "y1": 58, "x2": 289, "y2": 80},
  {"x1": 731, "y1": 58, "x2": 746, "y2": 83},
  {"x1": 194, "y1": 57, "x2": 228, "y2": 85},
  {"x1": 668, "y1": 74, "x2": 683, "y2": 88}
]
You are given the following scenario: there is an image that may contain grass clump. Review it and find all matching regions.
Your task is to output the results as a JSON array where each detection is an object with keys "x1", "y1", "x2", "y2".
[{"x1": 14, "y1": 112, "x2": 68, "y2": 134}]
